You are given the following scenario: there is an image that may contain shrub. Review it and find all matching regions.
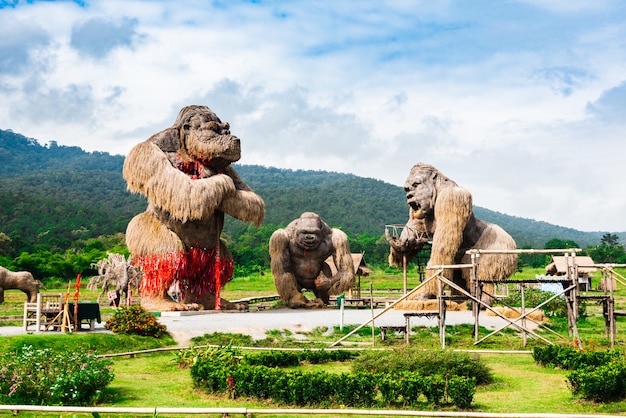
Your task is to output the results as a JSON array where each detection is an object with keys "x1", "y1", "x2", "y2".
[
  {"x1": 567, "y1": 362, "x2": 626, "y2": 402},
  {"x1": 105, "y1": 305, "x2": 167, "y2": 337},
  {"x1": 190, "y1": 347, "x2": 476, "y2": 408},
  {"x1": 534, "y1": 344, "x2": 626, "y2": 402},
  {"x1": 0, "y1": 345, "x2": 114, "y2": 406},
  {"x1": 448, "y1": 376, "x2": 477, "y2": 408},
  {"x1": 174, "y1": 345, "x2": 242, "y2": 369},
  {"x1": 498, "y1": 288, "x2": 586, "y2": 318},
  {"x1": 353, "y1": 347, "x2": 493, "y2": 385},
  {"x1": 244, "y1": 349, "x2": 359, "y2": 368},
  {"x1": 533, "y1": 345, "x2": 621, "y2": 370}
]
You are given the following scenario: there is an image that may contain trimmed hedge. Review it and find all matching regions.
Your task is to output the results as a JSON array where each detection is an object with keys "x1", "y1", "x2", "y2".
[
  {"x1": 353, "y1": 347, "x2": 493, "y2": 385},
  {"x1": 189, "y1": 347, "x2": 476, "y2": 408},
  {"x1": 244, "y1": 349, "x2": 359, "y2": 367}
]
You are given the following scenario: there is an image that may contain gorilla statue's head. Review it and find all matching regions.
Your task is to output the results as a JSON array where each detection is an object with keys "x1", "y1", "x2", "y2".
[
  {"x1": 403, "y1": 163, "x2": 456, "y2": 219},
  {"x1": 175, "y1": 105, "x2": 241, "y2": 169},
  {"x1": 289, "y1": 212, "x2": 331, "y2": 251}
]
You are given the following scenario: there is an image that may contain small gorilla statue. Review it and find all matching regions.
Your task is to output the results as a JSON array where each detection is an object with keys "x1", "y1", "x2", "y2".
[
  {"x1": 269, "y1": 212, "x2": 355, "y2": 308},
  {"x1": 387, "y1": 163, "x2": 517, "y2": 303},
  {"x1": 123, "y1": 105, "x2": 265, "y2": 311}
]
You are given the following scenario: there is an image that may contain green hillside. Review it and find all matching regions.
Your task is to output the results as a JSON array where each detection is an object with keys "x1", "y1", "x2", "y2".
[{"x1": 0, "y1": 128, "x2": 617, "y2": 259}]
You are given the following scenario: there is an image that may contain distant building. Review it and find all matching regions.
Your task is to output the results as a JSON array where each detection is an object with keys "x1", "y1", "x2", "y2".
[
  {"x1": 545, "y1": 255, "x2": 596, "y2": 291},
  {"x1": 325, "y1": 253, "x2": 372, "y2": 298}
]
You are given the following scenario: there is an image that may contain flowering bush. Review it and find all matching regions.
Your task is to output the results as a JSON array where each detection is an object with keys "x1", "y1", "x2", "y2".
[
  {"x1": 0, "y1": 345, "x2": 114, "y2": 406},
  {"x1": 105, "y1": 304, "x2": 167, "y2": 337}
]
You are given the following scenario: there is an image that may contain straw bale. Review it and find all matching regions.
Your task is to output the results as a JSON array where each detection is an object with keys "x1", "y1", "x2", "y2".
[
  {"x1": 486, "y1": 306, "x2": 546, "y2": 322},
  {"x1": 394, "y1": 299, "x2": 468, "y2": 311}
]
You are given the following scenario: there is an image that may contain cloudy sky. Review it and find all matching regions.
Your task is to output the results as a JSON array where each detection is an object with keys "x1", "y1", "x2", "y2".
[{"x1": 1, "y1": 0, "x2": 625, "y2": 233}]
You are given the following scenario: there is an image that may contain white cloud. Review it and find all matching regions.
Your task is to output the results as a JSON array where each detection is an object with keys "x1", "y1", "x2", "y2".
[{"x1": 1, "y1": 0, "x2": 626, "y2": 233}]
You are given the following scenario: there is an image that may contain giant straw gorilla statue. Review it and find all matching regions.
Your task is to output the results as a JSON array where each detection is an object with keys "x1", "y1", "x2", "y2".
[
  {"x1": 123, "y1": 105, "x2": 265, "y2": 311},
  {"x1": 387, "y1": 163, "x2": 517, "y2": 302},
  {"x1": 270, "y1": 212, "x2": 355, "y2": 308}
]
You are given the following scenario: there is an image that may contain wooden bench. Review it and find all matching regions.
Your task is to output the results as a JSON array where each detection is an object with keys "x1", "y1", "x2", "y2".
[
  {"x1": 379, "y1": 311, "x2": 442, "y2": 343},
  {"x1": 379, "y1": 325, "x2": 408, "y2": 341},
  {"x1": 403, "y1": 311, "x2": 440, "y2": 343}
]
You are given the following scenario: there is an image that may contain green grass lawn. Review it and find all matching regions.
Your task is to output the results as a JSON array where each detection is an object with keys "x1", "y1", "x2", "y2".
[{"x1": 3, "y1": 348, "x2": 623, "y2": 416}]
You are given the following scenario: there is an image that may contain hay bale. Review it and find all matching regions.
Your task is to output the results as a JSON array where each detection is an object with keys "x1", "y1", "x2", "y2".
[
  {"x1": 394, "y1": 299, "x2": 468, "y2": 311},
  {"x1": 487, "y1": 306, "x2": 545, "y2": 322}
]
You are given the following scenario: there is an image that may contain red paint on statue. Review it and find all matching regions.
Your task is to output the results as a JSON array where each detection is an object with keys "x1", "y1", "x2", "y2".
[
  {"x1": 135, "y1": 247, "x2": 234, "y2": 300},
  {"x1": 177, "y1": 158, "x2": 203, "y2": 179}
]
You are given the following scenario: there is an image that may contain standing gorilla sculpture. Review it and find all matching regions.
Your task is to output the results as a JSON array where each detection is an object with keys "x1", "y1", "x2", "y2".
[
  {"x1": 387, "y1": 163, "x2": 517, "y2": 302},
  {"x1": 123, "y1": 105, "x2": 265, "y2": 311},
  {"x1": 270, "y1": 212, "x2": 355, "y2": 308}
]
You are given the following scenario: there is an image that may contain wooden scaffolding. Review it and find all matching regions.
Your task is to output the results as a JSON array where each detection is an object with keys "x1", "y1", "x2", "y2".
[{"x1": 330, "y1": 247, "x2": 624, "y2": 348}]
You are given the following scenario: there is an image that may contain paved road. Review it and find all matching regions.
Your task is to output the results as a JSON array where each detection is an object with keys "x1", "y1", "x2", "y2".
[
  {"x1": 159, "y1": 307, "x2": 521, "y2": 345},
  {"x1": 2, "y1": 306, "x2": 526, "y2": 346}
]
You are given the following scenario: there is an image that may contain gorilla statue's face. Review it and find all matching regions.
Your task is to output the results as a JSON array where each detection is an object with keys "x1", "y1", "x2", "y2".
[
  {"x1": 181, "y1": 107, "x2": 241, "y2": 168},
  {"x1": 295, "y1": 216, "x2": 323, "y2": 250},
  {"x1": 403, "y1": 166, "x2": 437, "y2": 219}
]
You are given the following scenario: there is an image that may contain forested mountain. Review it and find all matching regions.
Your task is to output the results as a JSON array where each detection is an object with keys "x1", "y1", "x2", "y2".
[{"x1": 0, "y1": 128, "x2": 617, "y2": 259}]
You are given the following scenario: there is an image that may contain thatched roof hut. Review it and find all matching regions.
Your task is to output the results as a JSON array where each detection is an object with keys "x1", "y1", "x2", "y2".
[
  {"x1": 325, "y1": 253, "x2": 372, "y2": 298},
  {"x1": 325, "y1": 253, "x2": 372, "y2": 277},
  {"x1": 545, "y1": 255, "x2": 597, "y2": 291},
  {"x1": 545, "y1": 256, "x2": 596, "y2": 276}
]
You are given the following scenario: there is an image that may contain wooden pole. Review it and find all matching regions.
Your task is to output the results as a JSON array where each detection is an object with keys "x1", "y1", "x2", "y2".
[
  {"x1": 520, "y1": 284, "x2": 527, "y2": 347},
  {"x1": 438, "y1": 277, "x2": 445, "y2": 349},
  {"x1": 62, "y1": 282, "x2": 71, "y2": 333},
  {"x1": 567, "y1": 252, "x2": 582, "y2": 349},
  {"x1": 471, "y1": 252, "x2": 480, "y2": 342},
  {"x1": 402, "y1": 255, "x2": 407, "y2": 295},
  {"x1": 370, "y1": 281, "x2": 375, "y2": 346},
  {"x1": 609, "y1": 270, "x2": 615, "y2": 349}
]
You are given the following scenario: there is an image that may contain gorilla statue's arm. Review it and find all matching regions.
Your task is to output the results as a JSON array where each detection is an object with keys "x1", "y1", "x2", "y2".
[
  {"x1": 427, "y1": 185, "x2": 472, "y2": 275},
  {"x1": 387, "y1": 216, "x2": 429, "y2": 267},
  {"x1": 123, "y1": 140, "x2": 236, "y2": 223},
  {"x1": 327, "y1": 228, "x2": 355, "y2": 294},
  {"x1": 218, "y1": 166, "x2": 265, "y2": 227}
]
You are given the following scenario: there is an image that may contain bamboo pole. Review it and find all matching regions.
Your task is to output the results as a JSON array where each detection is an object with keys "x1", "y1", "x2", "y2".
[
  {"x1": 369, "y1": 281, "x2": 374, "y2": 346},
  {"x1": 520, "y1": 283, "x2": 526, "y2": 347},
  {"x1": 402, "y1": 255, "x2": 407, "y2": 294},
  {"x1": 609, "y1": 269, "x2": 615, "y2": 348}
]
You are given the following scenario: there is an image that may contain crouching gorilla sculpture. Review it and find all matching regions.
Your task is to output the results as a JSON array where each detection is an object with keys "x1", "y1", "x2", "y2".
[
  {"x1": 270, "y1": 212, "x2": 355, "y2": 308},
  {"x1": 0, "y1": 266, "x2": 45, "y2": 303},
  {"x1": 387, "y1": 163, "x2": 517, "y2": 303},
  {"x1": 123, "y1": 105, "x2": 265, "y2": 311}
]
